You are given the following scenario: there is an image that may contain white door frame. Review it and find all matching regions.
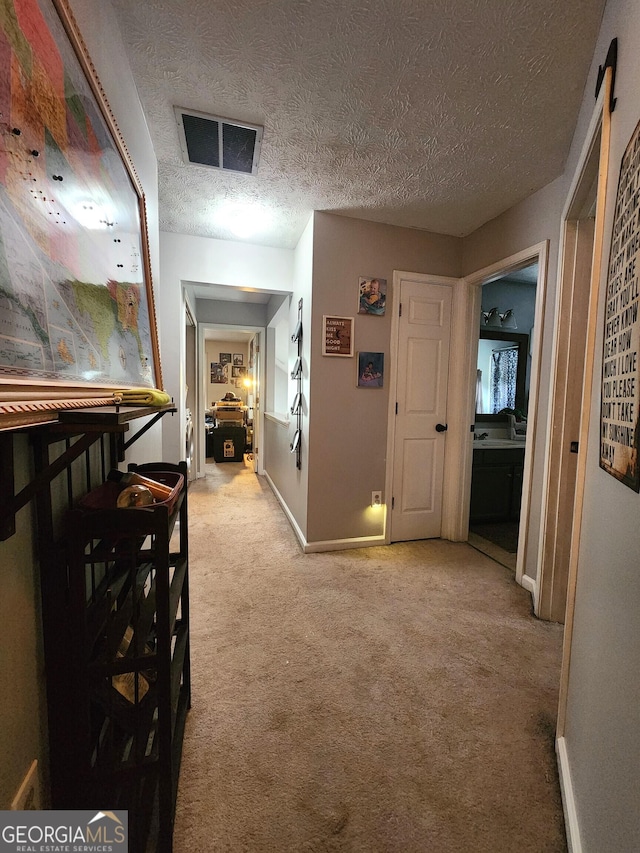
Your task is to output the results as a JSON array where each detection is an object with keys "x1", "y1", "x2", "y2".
[
  {"x1": 537, "y1": 80, "x2": 608, "y2": 625},
  {"x1": 197, "y1": 323, "x2": 265, "y2": 477},
  {"x1": 554, "y1": 69, "x2": 613, "y2": 737},
  {"x1": 384, "y1": 271, "x2": 464, "y2": 543},
  {"x1": 462, "y1": 241, "x2": 549, "y2": 600}
]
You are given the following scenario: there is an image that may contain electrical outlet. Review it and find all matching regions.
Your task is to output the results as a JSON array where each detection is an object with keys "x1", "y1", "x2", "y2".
[
  {"x1": 371, "y1": 490, "x2": 382, "y2": 507},
  {"x1": 11, "y1": 760, "x2": 40, "y2": 810}
]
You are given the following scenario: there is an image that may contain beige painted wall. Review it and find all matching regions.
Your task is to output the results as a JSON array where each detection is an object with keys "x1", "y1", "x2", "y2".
[
  {"x1": 205, "y1": 341, "x2": 249, "y2": 407},
  {"x1": 263, "y1": 217, "x2": 313, "y2": 536},
  {"x1": 306, "y1": 213, "x2": 461, "y2": 544}
]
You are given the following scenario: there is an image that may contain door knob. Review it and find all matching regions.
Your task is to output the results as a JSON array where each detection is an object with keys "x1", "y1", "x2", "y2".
[{"x1": 435, "y1": 423, "x2": 448, "y2": 432}]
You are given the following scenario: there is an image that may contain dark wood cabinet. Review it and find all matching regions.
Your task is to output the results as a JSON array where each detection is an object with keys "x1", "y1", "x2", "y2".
[
  {"x1": 0, "y1": 405, "x2": 186, "y2": 851},
  {"x1": 55, "y1": 460, "x2": 190, "y2": 852},
  {"x1": 470, "y1": 447, "x2": 525, "y2": 523}
]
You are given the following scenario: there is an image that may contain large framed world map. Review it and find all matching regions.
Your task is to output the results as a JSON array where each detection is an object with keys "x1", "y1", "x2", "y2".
[{"x1": 0, "y1": 0, "x2": 162, "y2": 428}]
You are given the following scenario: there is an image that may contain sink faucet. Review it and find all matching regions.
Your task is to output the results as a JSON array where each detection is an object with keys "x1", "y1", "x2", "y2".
[{"x1": 475, "y1": 432, "x2": 489, "y2": 440}]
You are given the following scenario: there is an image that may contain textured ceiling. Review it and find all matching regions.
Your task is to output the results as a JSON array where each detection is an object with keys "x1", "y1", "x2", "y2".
[{"x1": 110, "y1": 0, "x2": 606, "y2": 249}]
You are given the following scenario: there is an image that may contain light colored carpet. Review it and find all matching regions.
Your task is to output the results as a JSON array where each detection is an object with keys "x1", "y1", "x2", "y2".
[{"x1": 174, "y1": 459, "x2": 566, "y2": 852}]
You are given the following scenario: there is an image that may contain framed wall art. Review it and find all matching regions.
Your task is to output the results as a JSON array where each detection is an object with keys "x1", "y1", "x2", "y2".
[
  {"x1": 322, "y1": 316, "x2": 354, "y2": 357},
  {"x1": 357, "y1": 352, "x2": 384, "y2": 387},
  {"x1": 599, "y1": 117, "x2": 640, "y2": 491},
  {"x1": 0, "y1": 0, "x2": 162, "y2": 429},
  {"x1": 358, "y1": 277, "x2": 387, "y2": 315},
  {"x1": 210, "y1": 363, "x2": 226, "y2": 384}
]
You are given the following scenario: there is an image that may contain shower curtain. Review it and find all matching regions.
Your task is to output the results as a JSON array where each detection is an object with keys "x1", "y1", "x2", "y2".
[{"x1": 491, "y1": 348, "x2": 517, "y2": 413}]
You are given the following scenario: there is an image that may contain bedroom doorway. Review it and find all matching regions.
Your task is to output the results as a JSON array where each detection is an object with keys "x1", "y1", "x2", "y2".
[{"x1": 198, "y1": 324, "x2": 263, "y2": 478}]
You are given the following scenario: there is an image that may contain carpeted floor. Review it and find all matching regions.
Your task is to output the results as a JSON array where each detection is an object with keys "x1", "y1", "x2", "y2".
[{"x1": 173, "y1": 459, "x2": 566, "y2": 852}]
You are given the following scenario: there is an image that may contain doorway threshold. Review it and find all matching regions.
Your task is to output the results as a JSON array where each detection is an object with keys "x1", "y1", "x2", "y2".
[{"x1": 468, "y1": 530, "x2": 517, "y2": 572}]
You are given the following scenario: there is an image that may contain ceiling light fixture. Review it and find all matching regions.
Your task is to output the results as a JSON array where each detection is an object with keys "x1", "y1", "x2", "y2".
[{"x1": 500, "y1": 309, "x2": 518, "y2": 330}]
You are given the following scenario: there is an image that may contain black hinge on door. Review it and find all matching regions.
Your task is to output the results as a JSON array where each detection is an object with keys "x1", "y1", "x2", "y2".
[
  {"x1": 395, "y1": 402, "x2": 398, "y2": 415},
  {"x1": 399, "y1": 303, "x2": 402, "y2": 317},
  {"x1": 392, "y1": 497, "x2": 395, "y2": 509}
]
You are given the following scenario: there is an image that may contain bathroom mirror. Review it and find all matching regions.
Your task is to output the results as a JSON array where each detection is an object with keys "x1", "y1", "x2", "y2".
[{"x1": 476, "y1": 330, "x2": 529, "y2": 416}]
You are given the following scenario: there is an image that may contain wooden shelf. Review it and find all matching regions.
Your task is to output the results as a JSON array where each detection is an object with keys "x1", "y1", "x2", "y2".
[
  {"x1": 0, "y1": 404, "x2": 176, "y2": 541},
  {"x1": 57, "y1": 403, "x2": 176, "y2": 426}
]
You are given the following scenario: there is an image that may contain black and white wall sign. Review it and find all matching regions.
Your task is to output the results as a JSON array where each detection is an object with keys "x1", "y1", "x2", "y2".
[{"x1": 600, "y1": 120, "x2": 640, "y2": 491}]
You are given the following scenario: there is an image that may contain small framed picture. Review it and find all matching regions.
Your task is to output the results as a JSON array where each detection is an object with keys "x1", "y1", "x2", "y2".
[
  {"x1": 220, "y1": 352, "x2": 232, "y2": 365},
  {"x1": 210, "y1": 363, "x2": 226, "y2": 383},
  {"x1": 357, "y1": 352, "x2": 384, "y2": 387},
  {"x1": 322, "y1": 316, "x2": 354, "y2": 357},
  {"x1": 358, "y1": 277, "x2": 387, "y2": 315},
  {"x1": 232, "y1": 365, "x2": 247, "y2": 378},
  {"x1": 233, "y1": 353, "x2": 244, "y2": 366}
]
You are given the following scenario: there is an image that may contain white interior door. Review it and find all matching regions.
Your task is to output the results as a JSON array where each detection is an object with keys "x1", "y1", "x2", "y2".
[{"x1": 391, "y1": 278, "x2": 453, "y2": 541}]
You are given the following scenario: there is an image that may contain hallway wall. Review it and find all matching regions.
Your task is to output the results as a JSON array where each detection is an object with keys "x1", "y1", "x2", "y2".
[
  {"x1": 262, "y1": 216, "x2": 314, "y2": 538},
  {"x1": 306, "y1": 213, "x2": 461, "y2": 545},
  {"x1": 560, "y1": 0, "x2": 640, "y2": 849},
  {"x1": 465, "y1": 1, "x2": 640, "y2": 847}
]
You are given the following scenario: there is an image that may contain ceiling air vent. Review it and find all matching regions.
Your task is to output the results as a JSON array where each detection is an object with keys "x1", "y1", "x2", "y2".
[{"x1": 175, "y1": 108, "x2": 262, "y2": 175}]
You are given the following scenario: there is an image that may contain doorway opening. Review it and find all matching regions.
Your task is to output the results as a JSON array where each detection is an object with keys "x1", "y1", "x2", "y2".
[
  {"x1": 185, "y1": 301, "x2": 196, "y2": 482},
  {"x1": 186, "y1": 282, "x2": 290, "y2": 482},
  {"x1": 462, "y1": 242, "x2": 548, "y2": 597},
  {"x1": 469, "y1": 264, "x2": 538, "y2": 570},
  {"x1": 198, "y1": 324, "x2": 262, "y2": 477}
]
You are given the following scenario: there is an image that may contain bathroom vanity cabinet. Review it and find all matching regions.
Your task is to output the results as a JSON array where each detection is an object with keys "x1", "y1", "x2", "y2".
[{"x1": 470, "y1": 445, "x2": 525, "y2": 523}]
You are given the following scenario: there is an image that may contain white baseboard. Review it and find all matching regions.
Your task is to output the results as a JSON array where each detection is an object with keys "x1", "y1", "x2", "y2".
[
  {"x1": 264, "y1": 473, "x2": 386, "y2": 553},
  {"x1": 520, "y1": 573, "x2": 538, "y2": 609},
  {"x1": 556, "y1": 736, "x2": 582, "y2": 853},
  {"x1": 264, "y1": 472, "x2": 307, "y2": 550},
  {"x1": 302, "y1": 535, "x2": 387, "y2": 553}
]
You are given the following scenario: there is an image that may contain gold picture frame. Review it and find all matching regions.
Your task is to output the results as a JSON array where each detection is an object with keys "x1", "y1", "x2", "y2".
[{"x1": 0, "y1": 0, "x2": 162, "y2": 429}]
